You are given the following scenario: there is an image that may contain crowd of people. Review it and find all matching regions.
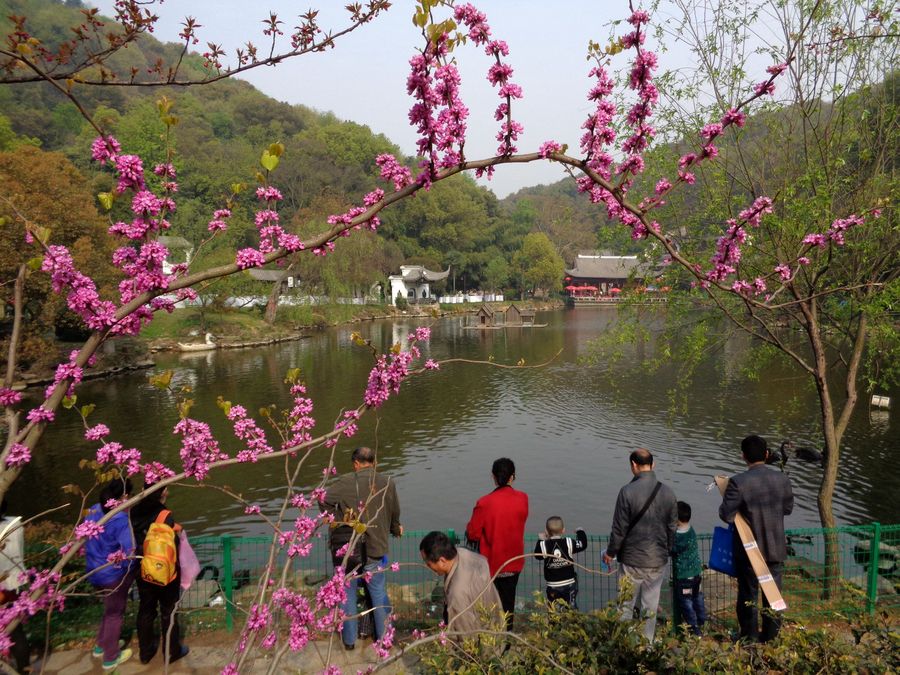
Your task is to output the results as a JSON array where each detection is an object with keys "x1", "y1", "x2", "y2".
[
  {"x1": 0, "y1": 434, "x2": 793, "y2": 670},
  {"x1": 326, "y1": 436, "x2": 794, "y2": 647}
]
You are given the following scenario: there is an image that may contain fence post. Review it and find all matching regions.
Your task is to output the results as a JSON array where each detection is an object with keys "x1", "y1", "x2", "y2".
[
  {"x1": 222, "y1": 534, "x2": 235, "y2": 631},
  {"x1": 866, "y1": 523, "x2": 881, "y2": 615}
]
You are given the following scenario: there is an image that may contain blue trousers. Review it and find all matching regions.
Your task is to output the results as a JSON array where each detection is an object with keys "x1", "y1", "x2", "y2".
[
  {"x1": 675, "y1": 575, "x2": 707, "y2": 635},
  {"x1": 341, "y1": 560, "x2": 390, "y2": 646}
]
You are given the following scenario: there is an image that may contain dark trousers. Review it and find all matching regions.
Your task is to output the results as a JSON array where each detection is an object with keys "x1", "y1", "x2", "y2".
[
  {"x1": 136, "y1": 577, "x2": 183, "y2": 662},
  {"x1": 735, "y1": 551, "x2": 783, "y2": 643},
  {"x1": 493, "y1": 573, "x2": 519, "y2": 631},
  {"x1": 675, "y1": 575, "x2": 707, "y2": 635},
  {"x1": 546, "y1": 579, "x2": 578, "y2": 609}
]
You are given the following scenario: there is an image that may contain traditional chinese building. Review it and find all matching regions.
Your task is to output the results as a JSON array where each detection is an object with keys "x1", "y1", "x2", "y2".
[
  {"x1": 564, "y1": 252, "x2": 656, "y2": 293},
  {"x1": 388, "y1": 265, "x2": 450, "y2": 305}
]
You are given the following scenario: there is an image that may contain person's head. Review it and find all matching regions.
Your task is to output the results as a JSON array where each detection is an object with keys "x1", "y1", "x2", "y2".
[
  {"x1": 491, "y1": 457, "x2": 515, "y2": 487},
  {"x1": 741, "y1": 435, "x2": 768, "y2": 464},
  {"x1": 629, "y1": 448, "x2": 654, "y2": 474},
  {"x1": 419, "y1": 530, "x2": 458, "y2": 576},
  {"x1": 351, "y1": 446, "x2": 376, "y2": 470},
  {"x1": 545, "y1": 516, "x2": 565, "y2": 537},
  {"x1": 677, "y1": 501, "x2": 692, "y2": 524},
  {"x1": 142, "y1": 479, "x2": 168, "y2": 505},
  {"x1": 100, "y1": 477, "x2": 133, "y2": 514}
]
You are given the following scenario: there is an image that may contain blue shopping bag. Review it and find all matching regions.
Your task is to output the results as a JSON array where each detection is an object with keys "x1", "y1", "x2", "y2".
[{"x1": 708, "y1": 525, "x2": 736, "y2": 577}]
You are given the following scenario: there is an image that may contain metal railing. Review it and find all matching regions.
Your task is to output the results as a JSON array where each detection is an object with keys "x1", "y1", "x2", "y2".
[{"x1": 184, "y1": 523, "x2": 899, "y2": 631}]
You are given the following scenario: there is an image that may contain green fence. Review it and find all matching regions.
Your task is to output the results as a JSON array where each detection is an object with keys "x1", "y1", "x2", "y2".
[{"x1": 184, "y1": 523, "x2": 900, "y2": 631}]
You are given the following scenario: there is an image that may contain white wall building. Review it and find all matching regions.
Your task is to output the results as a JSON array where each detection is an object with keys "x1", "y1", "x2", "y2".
[{"x1": 388, "y1": 265, "x2": 450, "y2": 305}]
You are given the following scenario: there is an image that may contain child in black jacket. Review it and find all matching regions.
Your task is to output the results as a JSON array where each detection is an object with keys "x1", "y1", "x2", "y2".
[{"x1": 534, "y1": 516, "x2": 588, "y2": 608}]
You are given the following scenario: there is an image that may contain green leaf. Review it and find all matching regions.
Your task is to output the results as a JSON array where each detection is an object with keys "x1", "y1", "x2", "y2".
[
  {"x1": 97, "y1": 192, "x2": 114, "y2": 211},
  {"x1": 267, "y1": 142, "x2": 285, "y2": 158},
  {"x1": 80, "y1": 404, "x2": 96, "y2": 419},
  {"x1": 149, "y1": 370, "x2": 174, "y2": 390},
  {"x1": 26, "y1": 256, "x2": 43, "y2": 271},
  {"x1": 260, "y1": 151, "x2": 279, "y2": 172},
  {"x1": 178, "y1": 399, "x2": 194, "y2": 419},
  {"x1": 62, "y1": 395, "x2": 77, "y2": 409},
  {"x1": 216, "y1": 396, "x2": 232, "y2": 416},
  {"x1": 284, "y1": 367, "x2": 303, "y2": 385}
]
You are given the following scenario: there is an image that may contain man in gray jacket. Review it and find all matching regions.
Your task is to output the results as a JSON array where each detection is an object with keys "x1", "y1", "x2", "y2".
[
  {"x1": 420, "y1": 531, "x2": 503, "y2": 637},
  {"x1": 719, "y1": 435, "x2": 794, "y2": 643},
  {"x1": 602, "y1": 448, "x2": 678, "y2": 641},
  {"x1": 322, "y1": 446, "x2": 402, "y2": 650}
]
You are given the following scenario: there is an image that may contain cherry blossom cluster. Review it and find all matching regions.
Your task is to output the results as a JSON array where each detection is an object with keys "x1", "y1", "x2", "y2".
[
  {"x1": 173, "y1": 417, "x2": 228, "y2": 480},
  {"x1": 454, "y1": 4, "x2": 523, "y2": 160},
  {"x1": 227, "y1": 405, "x2": 274, "y2": 463},
  {"x1": 0, "y1": 569, "x2": 62, "y2": 658},
  {"x1": 406, "y1": 31, "x2": 465, "y2": 181},
  {"x1": 283, "y1": 382, "x2": 316, "y2": 450}
]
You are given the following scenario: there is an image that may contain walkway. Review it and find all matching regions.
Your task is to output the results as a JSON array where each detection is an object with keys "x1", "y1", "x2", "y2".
[{"x1": 30, "y1": 639, "x2": 417, "y2": 674}]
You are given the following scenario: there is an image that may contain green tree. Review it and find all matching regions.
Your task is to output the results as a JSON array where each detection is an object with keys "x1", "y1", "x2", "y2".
[{"x1": 513, "y1": 232, "x2": 564, "y2": 297}]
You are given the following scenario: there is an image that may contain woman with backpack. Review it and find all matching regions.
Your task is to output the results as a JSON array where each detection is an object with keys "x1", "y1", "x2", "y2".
[
  {"x1": 130, "y1": 481, "x2": 189, "y2": 666},
  {"x1": 84, "y1": 478, "x2": 136, "y2": 672}
]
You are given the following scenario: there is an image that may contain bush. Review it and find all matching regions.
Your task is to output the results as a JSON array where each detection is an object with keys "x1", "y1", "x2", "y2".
[
  {"x1": 416, "y1": 598, "x2": 900, "y2": 674},
  {"x1": 395, "y1": 293, "x2": 408, "y2": 311}
]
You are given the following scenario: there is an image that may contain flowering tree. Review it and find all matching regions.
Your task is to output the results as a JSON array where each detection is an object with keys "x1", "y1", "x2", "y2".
[{"x1": 0, "y1": 0, "x2": 895, "y2": 669}]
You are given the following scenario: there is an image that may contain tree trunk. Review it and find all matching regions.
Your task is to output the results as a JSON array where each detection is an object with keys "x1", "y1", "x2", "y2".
[{"x1": 264, "y1": 270, "x2": 291, "y2": 325}]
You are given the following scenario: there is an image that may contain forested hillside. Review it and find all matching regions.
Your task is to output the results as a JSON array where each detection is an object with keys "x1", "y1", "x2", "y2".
[{"x1": 0, "y1": 0, "x2": 617, "y2": 309}]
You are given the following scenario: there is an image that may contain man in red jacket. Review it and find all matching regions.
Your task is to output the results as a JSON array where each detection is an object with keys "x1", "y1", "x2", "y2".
[{"x1": 465, "y1": 457, "x2": 529, "y2": 630}]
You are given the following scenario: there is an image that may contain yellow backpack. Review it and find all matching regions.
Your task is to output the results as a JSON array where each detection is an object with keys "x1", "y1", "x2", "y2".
[{"x1": 140, "y1": 510, "x2": 179, "y2": 586}]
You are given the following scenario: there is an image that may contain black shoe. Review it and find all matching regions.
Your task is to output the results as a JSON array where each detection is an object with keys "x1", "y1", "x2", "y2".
[
  {"x1": 168, "y1": 646, "x2": 190, "y2": 664},
  {"x1": 139, "y1": 642, "x2": 158, "y2": 665},
  {"x1": 342, "y1": 640, "x2": 355, "y2": 651}
]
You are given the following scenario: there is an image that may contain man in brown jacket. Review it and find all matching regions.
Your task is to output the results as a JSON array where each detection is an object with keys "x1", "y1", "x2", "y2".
[
  {"x1": 322, "y1": 446, "x2": 402, "y2": 650},
  {"x1": 420, "y1": 531, "x2": 503, "y2": 637}
]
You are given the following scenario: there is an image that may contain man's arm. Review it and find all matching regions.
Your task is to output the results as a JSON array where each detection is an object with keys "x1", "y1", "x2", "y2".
[
  {"x1": 388, "y1": 479, "x2": 402, "y2": 537},
  {"x1": 605, "y1": 488, "x2": 630, "y2": 558},
  {"x1": 719, "y1": 477, "x2": 741, "y2": 524},
  {"x1": 783, "y1": 476, "x2": 794, "y2": 516}
]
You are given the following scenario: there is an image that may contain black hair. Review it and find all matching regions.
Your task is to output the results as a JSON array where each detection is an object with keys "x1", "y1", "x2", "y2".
[
  {"x1": 677, "y1": 501, "x2": 692, "y2": 523},
  {"x1": 491, "y1": 457, "x2": 515, "y2": 487},
  {"x1": 629, "y1": 448, "x2": 653, "y2": 467},
  {"x1": 419, "y1": 530, "x2": 458, "y2": 563},
  {"x1": 546, "y1": 516, "x2": 565, "y2": 535},
  {"x1": 99, "y1": 477, "x2": 132, "y2": 514},
  {"x1": 741, "y1": 435, "x2": 768, "y2": 463},
  {"x1": 351, "y1": 446, "x2": 375, "y2": 464}
]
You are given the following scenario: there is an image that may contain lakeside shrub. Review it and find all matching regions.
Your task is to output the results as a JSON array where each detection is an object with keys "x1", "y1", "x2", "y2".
[{"x1": 417, "y1": 602, "x2": 899, "y2": 674}]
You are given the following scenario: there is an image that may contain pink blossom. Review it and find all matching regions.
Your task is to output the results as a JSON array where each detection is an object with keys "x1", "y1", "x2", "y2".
[
  {"x1": 91, "y1": 136, "x2": 121, "y2": 163},
  {"x1": 754, "y1": 80, "x2": 776, "y2": 97},
  {"x1": 26, "y1": 407, "x2": 54, "y2": 424},
  {"x1": 0, "y1": 389, "x2": 22, "y2": 407},
  {"x1": 774, "y1": 264, "x2": 792, "y2": 281},
  {"x1": 802, "y1": 233, "x2": 829, "y2": 248},
  {"x1": 74, "y1": 520, "x2": 104, "y2": 540},
  {"x1": 798, "y1": 256, "x2": 811, "y2": 266},
  {"x1": 424, "y1": 360, "x2": 440, "y2": 371},
  {"x1": 721, "y1": 108, "x2": 746, "y2": 127},
  {"x1": 5, "y1": 443, "x2": 31, "y2": 468},
  {"x1": 766, "y1": 63, "x2": 788, "y2": 76},
  {"x1": 538, "y1": 141, "x2": 561, "y2": 158},
  {"x1": 85, "y1": 424, "x2": 111, "y2": 441},
  {"x1": 255, "y1": 186, "x2": 283, "y2": 202},
  {"x1": 236, "y1": 249, "x2": 265, "y2": 269}
]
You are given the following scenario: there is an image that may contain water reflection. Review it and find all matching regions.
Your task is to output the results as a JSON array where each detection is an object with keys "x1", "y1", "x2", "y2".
[{"x1": 13, "y1": 308, "x2": 899, "y2": 540}]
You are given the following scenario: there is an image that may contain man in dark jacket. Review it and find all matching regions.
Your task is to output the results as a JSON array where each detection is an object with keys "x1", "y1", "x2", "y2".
[
  {"x1": 719, "y1": 435, "x2": 794, "y2": 643},
  {"x1": 602, "y1": 448, "x2": 677, "y2": 641},
  {"x1": 130, "y1": 482, "x2": 189, "y2": 665},
  {"x1": 322, "y1": 446, "x2": 402, "y2": 650}
]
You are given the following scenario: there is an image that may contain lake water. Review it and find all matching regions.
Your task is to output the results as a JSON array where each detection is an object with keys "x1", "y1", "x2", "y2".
[{"x1": 15, "y1": 308, "x2": 899, "y2": 538}]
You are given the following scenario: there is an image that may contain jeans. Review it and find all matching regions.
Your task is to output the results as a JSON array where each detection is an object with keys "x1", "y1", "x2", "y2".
[
  {"x1": 618, "y1": 563, "x2": 666, "y2": 641},
  {"x1": 546, "y1": 578, "x2": 578, "y2": 609},
  {"x1": 341, "y1": 559, "x2": 390, "y2": 646},
  {"x1": 136, "y1": 577, "x2": 183, "y2": 662},
  {"x1": 735, "y1": 552, "x2": 784, "y2": 643},
  {"x1": 493, "y1": 572, "x2": 520, "y2": 631},
  {"x1": 675, "y1": 575, "x2": 707, "y2": 635},
  {"x1": 96, "y1": 569, "x2": 135, "y2": 661}
]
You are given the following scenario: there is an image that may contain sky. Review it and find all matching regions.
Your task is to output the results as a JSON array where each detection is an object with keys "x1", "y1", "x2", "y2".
[{"x1": 88, "y1": 1, "x2": 698, "y2": 198}]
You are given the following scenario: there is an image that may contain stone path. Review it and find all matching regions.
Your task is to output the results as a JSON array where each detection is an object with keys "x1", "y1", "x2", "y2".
[{"x1": 29, "y1": 640, "x2": 418, "y2": 674}]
